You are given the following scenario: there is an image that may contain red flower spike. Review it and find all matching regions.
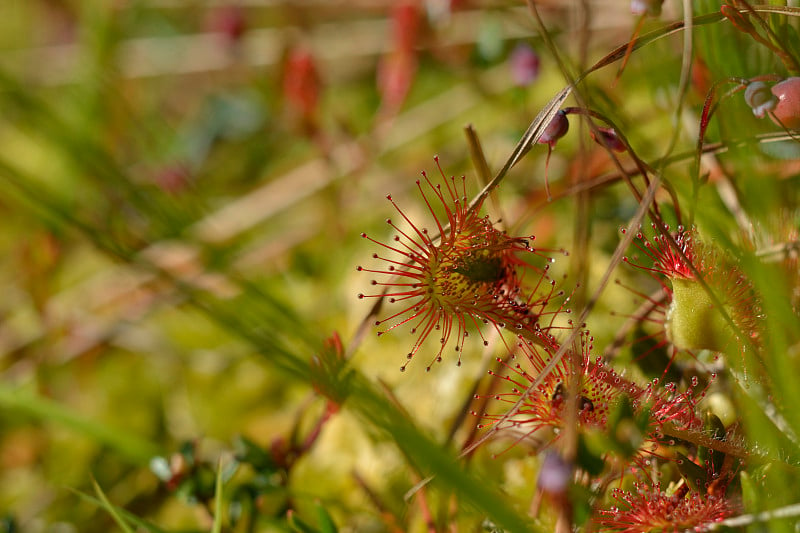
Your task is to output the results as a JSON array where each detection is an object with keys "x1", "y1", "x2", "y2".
[
  {"x1": 358, "y1": 158, "x2": 559, "y2": 371},
  {"x1": 596, "y1": 480, "x2": 737, "y2": 532}
]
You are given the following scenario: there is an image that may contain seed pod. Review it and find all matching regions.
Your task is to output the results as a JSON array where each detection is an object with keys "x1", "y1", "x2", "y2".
[{"x1": 770, "y1": 77, "x2": 800, "y2": 129}]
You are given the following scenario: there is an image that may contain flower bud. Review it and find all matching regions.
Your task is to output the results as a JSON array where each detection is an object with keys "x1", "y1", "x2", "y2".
[
  {"x1": 538, "y1": 110, "x2": 569, "y2": 148},
  {"x1": 538, "y1": 451, "x2": 571, "y2": 496},
  {"x1": 770, "y1": 76, "x2": 800, "y2": 129},
  {"x1": 590, "y1": 127, "x2": 626, "y2": 153},
  {"x1": 744, "y1": 81, "x2": 778, "y2": 118}
]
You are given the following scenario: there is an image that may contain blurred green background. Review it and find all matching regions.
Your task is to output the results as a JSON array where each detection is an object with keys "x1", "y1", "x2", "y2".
[{"x1": 1, "y1": 1, "x2": 799, "y2": 532}]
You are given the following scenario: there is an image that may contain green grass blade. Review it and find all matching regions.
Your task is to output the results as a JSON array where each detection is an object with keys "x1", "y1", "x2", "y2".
[
  {"x1": 211, "y1": 459, "x2": 225, "y2": 533},
  {"x1": 70, "y1": 488, "x2": 168, "y2": 533},
  {"x1": 0, "y1": 384, "x2": 161, "y2": 465},
  {"x1": 91, "y1": 478, "x2": 135, "y2": 533}
]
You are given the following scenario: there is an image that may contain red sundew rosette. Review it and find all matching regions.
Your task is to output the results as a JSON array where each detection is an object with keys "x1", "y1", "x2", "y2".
[
  {"x1": 472, "y1": 329, "x2": 706, "y2": 453},
  {"x1": 623, "y1": 226, "x2": 762, "y2": 358},
  {"x1": 357, "y1": 158, "x2": 561, "y2": 371},
  {"x1": 595, "y1": 479, "x2": 737, "y2": 532}
]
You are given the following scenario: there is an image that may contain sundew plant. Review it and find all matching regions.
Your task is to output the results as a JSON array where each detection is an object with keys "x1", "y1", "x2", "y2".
[{"x1": 1, "y1": 1, "x2": 800, "y2": 532}]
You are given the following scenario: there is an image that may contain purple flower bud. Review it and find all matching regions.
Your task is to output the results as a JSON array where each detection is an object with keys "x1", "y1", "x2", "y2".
[
  {"x1": 591, "y1": 127, "x2": 626, "y2": 153},
  {"x1": 538, "y1": 110, "x2": 569, "y2": 148},
  {"x1": 538, "y1": 451, "x2": 571, "y2": 495},
  {"x1": 509, "y1": 43, "x2": 540, "y2": 87}
]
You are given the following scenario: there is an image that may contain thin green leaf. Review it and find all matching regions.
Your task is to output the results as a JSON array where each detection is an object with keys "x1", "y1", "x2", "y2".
[
  {"x1": 70, "y1": 488, "x2": 168, "y2": 533},
  {"x1": 0, "y1": 383, "x2": 160, "y2": 465},
  {"x1": 314, "y1": 501, "x2": 338, "y2": 533},
  {"x1": 91, "y1": 478, "x2": 135, "y2": 533},
  {"x1": 211, "y1": 459, "x2": 225, "y2": 533}
]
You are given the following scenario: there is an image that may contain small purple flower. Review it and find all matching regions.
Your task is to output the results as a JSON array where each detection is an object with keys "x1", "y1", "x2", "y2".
[
  {"x1": 509, "y1": 43, "x2": 540, "y2": 87},
  {"x1": 538, "y1": 451, "x2": 571, "y2": 496}
]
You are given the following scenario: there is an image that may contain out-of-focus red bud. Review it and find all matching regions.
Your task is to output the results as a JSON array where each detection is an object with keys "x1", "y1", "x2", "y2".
[
  {"x1": 392, "y1": 2, "x2": 421, "y2": 55},
  {"x1": 377, "y1": 2, "x2": 421, "y2": 118},
  {"x1": 154, "y1": 162, "x2": 191, "y2": 195},
  {"x1": 206, "y1": 4, "x2": 246, "y2": 46},
  {"x1": 377, "y1": 52, "x2": 417, "y2": 116},
  {"x1": 283, "y1": 46, "x2": 321, "y2": 122}
]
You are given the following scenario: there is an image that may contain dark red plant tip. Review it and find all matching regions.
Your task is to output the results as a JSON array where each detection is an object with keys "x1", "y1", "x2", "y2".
[
  {"x1": 390, "y1": 1, "x2": 421, "y2": 55},
  {"x1": 357, "y1": 159, "x2": 558, "y2": 371},
  {"x1": 283, "y1": 46, "x2": 321, "y2": 123},
  {"x1": 720, "y1": 3, "x2": 757, "y2": 36}
]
